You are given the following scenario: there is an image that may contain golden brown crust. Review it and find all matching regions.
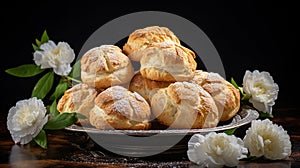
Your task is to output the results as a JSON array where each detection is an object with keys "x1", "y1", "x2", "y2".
[
  {"x1": 151, "y1": 82, "x2": 220, "y2": 129},
  {"x1": 81, "y1": 45, "x2": 134, "y2": 90},
  {"x1": 57, "y1": 83, "x2": 98, "y2": 125},
  {"x1": 190, "y1": 70, "x2": 240, "y2": 121},
  {"x1": 90, "y1": 86, "x2": 151, "y2": 130},
  {"x1": 123, "y1": 26, "x2": 181, "y2": 61},
  {"x1": 140, "y1": 42, "x2": 197, "y2": 82},
  {"x1": 129, "y1": 71, "x2": 172, "y2": 103}
]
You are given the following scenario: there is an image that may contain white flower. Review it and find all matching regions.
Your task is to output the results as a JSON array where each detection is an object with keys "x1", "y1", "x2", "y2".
[
  {"x1": 243, "y1": 119, "x2": 291, "y2": 160},
  {"x1": 242, "y1": 70, "x2": 279, "y2": 114},
  {"x1": 187, "y1": 132, "x2": 248, "y2": 167},
  {"x1": 7, "y1": 97, "x2": 48, "y2": 145},
  {"x1": 33, "y1": 40, "x2": 75, "y2": 76}
]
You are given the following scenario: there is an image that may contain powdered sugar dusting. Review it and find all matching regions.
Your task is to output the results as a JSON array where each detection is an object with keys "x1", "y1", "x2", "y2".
[
  {"x1": 133, "y1": 92, "x2": 146, "y2": 102},
  {"x1": 171, "y1": 82, "x2": 201, "y2": 103},
  {"x1": 159, "y1": 40, "x2": 175, "y2": 48},
  {"x1": 109, "y1": 86, "x2": 128, "y2": 100},
  {"x1": 130, "y1": 100, "x2": 148, "y2": 120},
  {"x1": 100, "y1": 45, "x2": 124, "y2": 63},
  {"x1": 113, "y1": 99, "x2": 131, "y2": 115},
  {"x1": 99, "y1": 85, "x2": 150, "y2": 121}
]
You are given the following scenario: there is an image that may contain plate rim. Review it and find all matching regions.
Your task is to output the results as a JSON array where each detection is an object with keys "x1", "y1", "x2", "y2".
[{"x1": 65, "y1": 109, "x2": 259, "y2": 136}]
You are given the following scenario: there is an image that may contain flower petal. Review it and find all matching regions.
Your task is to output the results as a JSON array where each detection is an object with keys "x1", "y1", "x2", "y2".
[
  {"x1": 57, "y1": 42, "x2": 75, "y2": 63},
  {"x1": 7, "y1": 97, "x2": 48, "y2": 145},
  {"x1": 242, "y1": 70, "x2": 279, "y2": 114},
  {"x1": 53, "y1": 64, "x2": 72, "y2": 76},
  {"x1": 40, "y1": 40, "x2": 56, "y2": 51},
  {"x1": 187, "y1": 132, "x2": 247, "y2": 167},
  {"x1": 243, "y1": 119, "x2": 291, "y2": 160},
  {"x1": 32, "y1": 40, "x2": 75, "y2": 75}
]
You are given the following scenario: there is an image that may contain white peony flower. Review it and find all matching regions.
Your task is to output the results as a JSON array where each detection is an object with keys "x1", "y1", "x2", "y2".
[
  {"x1": 33, "y1": 40, "x2": 75, "y2": 76},
  {"x1": 242, "y1": 70, "x2": 279, "y2": 114},
  {"x1": 7, "y1": 97, "x2": 48, "y2": 145},
  {"x1": 187, "y1": 132, "x2": 248, "y2": 167},
  {"x1": 243, "y1": 119, "x2": 291, "y2": 160}
]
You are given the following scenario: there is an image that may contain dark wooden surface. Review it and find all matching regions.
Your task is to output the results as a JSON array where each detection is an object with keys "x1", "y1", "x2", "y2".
[{"x1": 0, "y1": 108, "x2": 299, "y2": 168}]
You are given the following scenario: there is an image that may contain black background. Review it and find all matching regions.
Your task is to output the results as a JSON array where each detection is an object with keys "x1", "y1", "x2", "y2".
[{"x1": 0, "y1": 1, "x2": 297, "y2": 119}]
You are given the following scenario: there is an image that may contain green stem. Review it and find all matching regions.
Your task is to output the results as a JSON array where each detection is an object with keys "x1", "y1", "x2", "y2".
[{"x1": 64, "y1": 76, "x2": 81, "y2": 84}]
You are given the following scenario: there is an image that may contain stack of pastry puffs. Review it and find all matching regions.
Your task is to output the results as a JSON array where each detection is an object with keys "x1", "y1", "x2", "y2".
[{"x1": 57, "y1": 26, "x2": 240, "y2": 130}]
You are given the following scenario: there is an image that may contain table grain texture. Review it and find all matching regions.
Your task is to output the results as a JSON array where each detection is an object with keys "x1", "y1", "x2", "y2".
[{"x1": 0, "y1": 108, "x2": 299, "y2": 168}]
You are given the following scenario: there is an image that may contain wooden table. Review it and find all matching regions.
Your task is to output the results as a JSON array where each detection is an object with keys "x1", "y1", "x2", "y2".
[{"x1": 1, "y1": 108, "x2": 299, "y2": 168}]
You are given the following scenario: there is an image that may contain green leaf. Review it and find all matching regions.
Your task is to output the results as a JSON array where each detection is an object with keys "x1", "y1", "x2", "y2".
[
  {"x1": 231, "y1": 77, "x2": 248, "y2": 98},
  {"x1": 241, "y1": 94, "x2": 251, "y2": 101},
  {"x1": 49, "y1": 80, "x2": 69, "y2": 101},
  {"x1": 41, "y1": 30, "x2": 49, "y2": 44},
  {"x1": 49, "y1": 100, "x2": 59, "y2": 116},
  {"x1": 259, "y1": 112, "x2": 274, "y2": 118},
  {"x1": 5, "y1": 64, "x2": 44, "y2": 77},
  {"x1": 231, "y1": 77, "x2": 240, "y2": 89},
  {"x1": 33, "y1": 130, "x2": 47, "y2": 149},
  {"x1": 224, "y1": 127, "x2": 237, "y2": 135},
  {"x1": 43, "y1": 113, "x2": 78, "y2": 130},
  {"x1": 35, "y1": 38, "x2": 41, "y2": 47},
  {"x1": 76, "y1": 113, "x2": 87, "y2": 119},
  {"x1": 32, "y1": 43, "x2": 40, "y2": 51},
  {"x1": 70, "y1": 59, "x2": 81, "y2": 78},
  {"x1": 32, "y1": 71, "x2": 54, "y2": 99}
]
